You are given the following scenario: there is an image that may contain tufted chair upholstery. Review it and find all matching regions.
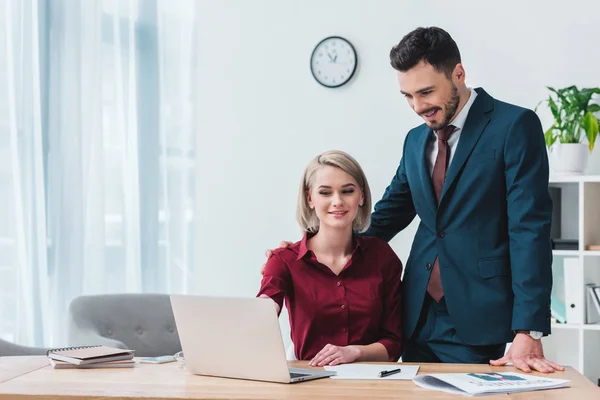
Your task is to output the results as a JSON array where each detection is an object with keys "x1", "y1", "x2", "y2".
[{"x1": 68, "y1": 294, "x2": 181, "y2": 357}]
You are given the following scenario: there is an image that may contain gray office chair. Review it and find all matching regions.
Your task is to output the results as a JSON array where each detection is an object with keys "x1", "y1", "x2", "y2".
[
  {"x1": 0, "y1": 338, "x2": 48, "y2": 357},
  {"x1": 68, "y1": 294, "x2": 181, "y2": 357}
]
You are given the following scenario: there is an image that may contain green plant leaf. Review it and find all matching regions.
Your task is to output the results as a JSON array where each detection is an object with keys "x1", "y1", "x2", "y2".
[
  {"x1": 548, "y1": 87, "x2": 565, "y2": 103},
  {"x1": 548, "y1": 86, "x2": 568, "y2": 105},
  {"x1": 578, "y1": 88, "x2": 598, "y2": 112},
  {"x1": 583, "y1": 87, "x2": 600, "y2": 95},
  {"x1": 583, "y1": 111, "x2": 599, "y2": 151},
  {"x1": 541, "y1": 85, "x2": 600, "y2": 148},
  {"x1": 566, "y1": 91, "x2": 578, "y2": 110},
  {"x1": 547, "y1": 96, "x2": 561, "y2": 123},
  {"x1": 544, "y1": 126, "x2": 557, "y2": 148}
]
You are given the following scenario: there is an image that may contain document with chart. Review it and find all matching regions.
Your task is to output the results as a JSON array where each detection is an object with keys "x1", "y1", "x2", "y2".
[{"x1": 412, "y1": 372, "x2": 569, "y2": 396}]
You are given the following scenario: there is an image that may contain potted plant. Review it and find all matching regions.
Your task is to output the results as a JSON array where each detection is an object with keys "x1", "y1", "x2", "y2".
[{"x1": 537, "y1": 86, "x2": 600, "y2": 174}]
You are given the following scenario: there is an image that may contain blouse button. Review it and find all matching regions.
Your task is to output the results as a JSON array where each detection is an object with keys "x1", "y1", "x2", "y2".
[
  {"x1": 336, "y1": 281, "x2": 341, "y2": 287},
  {"x1": 341, "y1": 328, "x2": 346, "y2": 333},
  {"x1": 341, "y1": 304, "x2": 346, "y2": 310}
]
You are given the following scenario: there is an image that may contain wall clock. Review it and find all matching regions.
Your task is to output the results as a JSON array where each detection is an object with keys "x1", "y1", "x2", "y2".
[{"x1": 310, "y1": 36, "x2": 357, "y2": 88}]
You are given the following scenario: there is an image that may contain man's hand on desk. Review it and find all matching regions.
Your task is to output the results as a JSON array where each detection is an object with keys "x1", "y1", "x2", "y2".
[
  {"x1": 261, "y1": 241, "x2": 293, "y2": 275},
  {"x1": 308, "y1": 344, "x2": 360, "y2": 367},
  {"x1": 490, "y1": 333, "x2": 565, "y2": 373}
]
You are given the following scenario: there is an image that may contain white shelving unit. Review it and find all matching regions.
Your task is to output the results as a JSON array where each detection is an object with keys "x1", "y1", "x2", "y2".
[{"x1": 544, "y1": 175, "x2": 600, "y2": 384}]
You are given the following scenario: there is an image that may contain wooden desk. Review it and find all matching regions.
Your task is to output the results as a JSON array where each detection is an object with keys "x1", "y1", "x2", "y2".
[
  {"x1": 0, "y1": 356, "x2": 597, "y2": 400},
  {"x1": 0, "y1": 357, "x2": 49, "y2": 384}
]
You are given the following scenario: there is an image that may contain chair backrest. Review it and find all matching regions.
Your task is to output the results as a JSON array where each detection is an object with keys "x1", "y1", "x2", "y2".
[
  {"x1": 0, "y1": 338, "x2": 48, "y2": 357},
  {"x1": 68, "y1": 294, "x2": 181, "y2": 357}
]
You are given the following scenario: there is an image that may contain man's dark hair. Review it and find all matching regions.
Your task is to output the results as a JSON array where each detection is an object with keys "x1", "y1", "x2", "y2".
[{"x1": 389, "y1": 27, "x2": 461, "y2": 77}]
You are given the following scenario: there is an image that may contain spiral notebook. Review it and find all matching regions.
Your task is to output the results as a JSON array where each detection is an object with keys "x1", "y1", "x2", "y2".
[
  {"x1": 49, "y1": 358, "x2": 135, "y2": 369},
  {"x1": 47, "y1": 345, "x2": 135, "y2": 365}
]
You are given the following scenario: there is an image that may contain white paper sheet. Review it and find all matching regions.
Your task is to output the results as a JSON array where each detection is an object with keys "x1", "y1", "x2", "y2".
[
  {"x1": 412, "y1": 372, "x2": 569, "y2": 396},
  {"x1": 323, "y1": 364, "x2": 419, "y2": 380}
]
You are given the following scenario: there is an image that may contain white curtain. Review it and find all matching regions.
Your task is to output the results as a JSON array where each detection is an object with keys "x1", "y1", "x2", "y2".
[{"x1": 0, "y1": 0, "x2": 197, "y2": 347}]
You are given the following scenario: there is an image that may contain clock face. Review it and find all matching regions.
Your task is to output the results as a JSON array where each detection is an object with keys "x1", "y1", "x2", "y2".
[{"x1": 310, "y1": 36, "x2": 357, "y2": 88}]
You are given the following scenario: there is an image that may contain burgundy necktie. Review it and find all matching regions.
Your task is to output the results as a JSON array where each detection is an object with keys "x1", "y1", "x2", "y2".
[{"x1": 427, "y1": 124, "x2": 456, "y2": 302}]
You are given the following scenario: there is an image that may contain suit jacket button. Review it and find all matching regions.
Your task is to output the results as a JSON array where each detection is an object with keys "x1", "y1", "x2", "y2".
[
  {"x1": 438, "y1": 231, "x2": 445, "y2": 238},
  {"x1": 426, "y1": 263, "x2": 432, "y2": 271}
]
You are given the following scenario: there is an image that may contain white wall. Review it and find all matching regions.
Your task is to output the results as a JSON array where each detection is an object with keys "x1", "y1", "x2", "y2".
[{"x1": 194, "y1": 0, "x2": 600, "y2": 300}]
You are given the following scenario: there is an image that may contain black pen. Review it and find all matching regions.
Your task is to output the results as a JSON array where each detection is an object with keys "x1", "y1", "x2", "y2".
[{"x1": 378, "y1": 368, "x2": 401, "y2": 378}]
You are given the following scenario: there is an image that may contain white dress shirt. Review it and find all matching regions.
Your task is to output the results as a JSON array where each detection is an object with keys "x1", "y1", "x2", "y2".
[{"x1": 426, "y1": 88, "x2": 478, "y2": 177}]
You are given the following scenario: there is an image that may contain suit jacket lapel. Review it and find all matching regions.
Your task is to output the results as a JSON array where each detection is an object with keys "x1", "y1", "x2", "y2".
[
  {"x1": 417, "y1": 125, "x2": 438, "y2": 216},
  {"x1": 440, "y1": 88, "x2": 494, "y2": 203}
]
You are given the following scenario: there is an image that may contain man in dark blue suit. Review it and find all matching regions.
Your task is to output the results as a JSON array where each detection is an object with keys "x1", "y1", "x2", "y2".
[{"x1": 363, "y1": 26, "x2": 562, "y2": 373}]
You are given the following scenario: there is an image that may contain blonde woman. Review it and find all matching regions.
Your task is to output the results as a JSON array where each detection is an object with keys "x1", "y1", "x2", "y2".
[{"x1": 257, "y1": 150, "x2": 403, "y2": 367}]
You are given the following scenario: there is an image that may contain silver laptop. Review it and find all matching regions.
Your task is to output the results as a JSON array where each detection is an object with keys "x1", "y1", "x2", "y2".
[{"x1": 170, "y1": 295, "x2": 336, "y2": 383}]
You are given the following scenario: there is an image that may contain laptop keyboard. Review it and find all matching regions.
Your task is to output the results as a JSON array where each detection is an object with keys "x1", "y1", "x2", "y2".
[{"x1": 290, "y1": 372, "x2": 310, "y2": 379}]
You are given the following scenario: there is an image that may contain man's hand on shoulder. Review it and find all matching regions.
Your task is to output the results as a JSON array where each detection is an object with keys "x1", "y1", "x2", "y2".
[
  {"x1": 261, "y1": 241, "x2": 293, "y2": 275},
  {"x1": 490, "y1": 333, "x2": 564, "y2": 373}
]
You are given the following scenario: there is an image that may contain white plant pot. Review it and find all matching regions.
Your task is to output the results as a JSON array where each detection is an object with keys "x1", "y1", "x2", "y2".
[{"x1": 548, "y1": 143, "x2": 589, "y2": 175}]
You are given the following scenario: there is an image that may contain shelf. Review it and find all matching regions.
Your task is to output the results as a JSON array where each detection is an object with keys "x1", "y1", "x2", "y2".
[
  {"x1": 550, "y1": 175, "x2": 600, "y2": 183},
  {"x1": 547, "y1": 175, "x2": 600, "y2": 381},
  {"x1": 551, "y1": 323, "x2": 580, "y2": 330},
  {"x1": 583, "y1": 324, "x2": 600, "y2": 331},
  {"x1": 551, "y1": 250, "x2": 600, "y2": 257},
  {"x1": 552, "y1": 250, "x2": 579, "y2": 256},
  {"x1": 551, "y1": 323, "x2": 600, "y2": 331}
]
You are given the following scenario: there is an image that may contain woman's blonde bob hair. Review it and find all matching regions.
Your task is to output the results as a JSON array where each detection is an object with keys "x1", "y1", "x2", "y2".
[{"x1": 296, "y1": 150, "x2": 372, "y2": 234}]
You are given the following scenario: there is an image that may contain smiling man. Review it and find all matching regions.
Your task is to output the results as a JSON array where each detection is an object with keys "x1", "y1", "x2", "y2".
[{"x1": 364, "y1": 26, "x2": 562, "y2": 373}]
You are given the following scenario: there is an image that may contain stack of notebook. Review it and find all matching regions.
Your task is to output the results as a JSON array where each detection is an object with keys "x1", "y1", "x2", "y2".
[{"x1": 47, "y1": 345, "x2": 135, "y2": 369}]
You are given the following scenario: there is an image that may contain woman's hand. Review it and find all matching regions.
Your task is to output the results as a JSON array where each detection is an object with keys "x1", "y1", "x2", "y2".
[{"x1": 308, "y1": 344, "x2": 361, "y2": 367}]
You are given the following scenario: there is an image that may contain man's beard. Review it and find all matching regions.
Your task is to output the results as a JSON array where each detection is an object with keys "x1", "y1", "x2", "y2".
[{"x1": 426, "y1": 84, "x2": 460, "y2": 131}]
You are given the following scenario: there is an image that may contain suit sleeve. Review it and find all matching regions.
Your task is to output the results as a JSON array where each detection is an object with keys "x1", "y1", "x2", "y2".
[
  {"x1": 256, "y1": 253, "x2": 291, "y2": 316},
  {"x1": 363, "y1": 134, "x2": 417, "y2": 241},
  {"x1": 504, "y1": 109, "x2": 553, "y2": 334}
]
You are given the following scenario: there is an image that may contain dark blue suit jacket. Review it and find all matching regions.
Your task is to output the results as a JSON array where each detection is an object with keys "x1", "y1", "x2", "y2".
[{"x1": 364, "y1": 88, "x2": 553, "y2": 346}]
